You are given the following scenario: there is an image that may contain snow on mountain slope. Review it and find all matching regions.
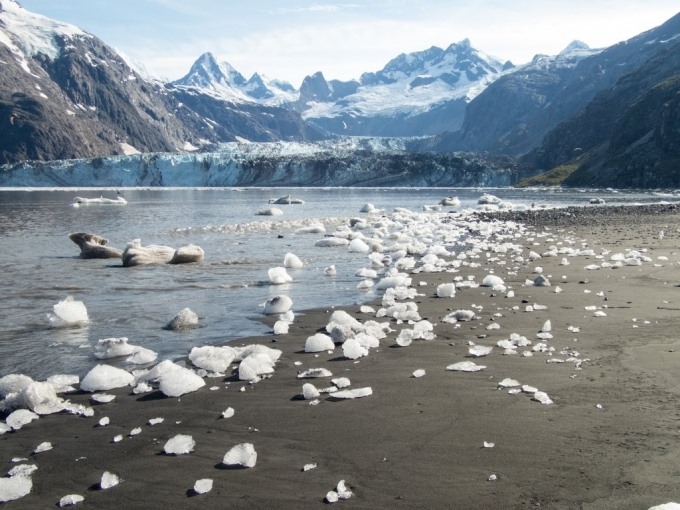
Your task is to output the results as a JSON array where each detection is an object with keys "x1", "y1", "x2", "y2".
[
  {"x1": 173, "y1": 52, "x2": 297, "y2": 105},
  {"x1": 303, "y1": 39, "x2": 507, "y2": 121},
  {"x1": 0, "y1": 0, "x2": 90, "y2": 74}
]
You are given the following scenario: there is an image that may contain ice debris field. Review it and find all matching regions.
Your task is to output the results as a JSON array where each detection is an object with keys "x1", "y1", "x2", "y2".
[{"x1": 0, "y1": 194, "x2": 676, "y2": 508}]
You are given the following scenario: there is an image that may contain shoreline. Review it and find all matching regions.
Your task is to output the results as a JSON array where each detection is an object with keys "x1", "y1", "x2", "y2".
[{"x1": 2, "y1": 204, "x2": 680, "y2": 508}]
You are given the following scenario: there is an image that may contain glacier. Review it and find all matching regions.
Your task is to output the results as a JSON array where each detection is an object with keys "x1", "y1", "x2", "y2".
[{"x1": 0, "y1": 138, "x2": 519, "y2": 188}]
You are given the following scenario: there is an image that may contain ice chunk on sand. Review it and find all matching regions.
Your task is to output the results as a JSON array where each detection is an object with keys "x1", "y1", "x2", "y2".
[
  {"x1": 81, "y1": 365, "x2": 134, "y2": 392},
  {"x1": 273, "y1": 320, "x2": 289, "y2": 335},
  {"x1": 165, "y1": 308, "x2": 198, "y2": 330},
  {"x1": 33, "y1": 442, "x2": 52, "y2": 453},
  {"x1": 331, "y1": 387, "x2": 372, "y2": 399},
  {"x1": 284, "y1": 252, "x2": 303, "y2": 269},
  {"x1": 268, "y1": 266, "x2": 293, "y2": 285},
  {"x1": 534, "y1": 275, "x2": 551, "y2": 287},
  {"x1": 468, "y1": 345, "x2": 492, "y2": 357},
  {"x1": 303, "y1": 463, "x2": 318, "y2": 471},
  {"x1": 481, "y1": 275, "x2": 505, "y2": 290},
  {"x1": 0, "y1": 475, "x2": 32, "y2": 503},
  {"x1": 297, "y1": 368, "x2": 333, "y2": 379},
  {"x1": 19, "y1": 381, "x2": 63, "y2": 414},
  {"x1": 533, "y1": 391, "x2": 553, "y2": 405},
  {"x1": 7, "y1": 409, "x2": 39, "y2": 430},
  {"x1": 193, "y1": 479, "x2": 213, "y2": 495},
  {"x1": 48, "y1": 296, "x2": 89, "y2": 328},
  {"x1": 302, "y1": 383, "x2": 320, "y2": 400},
  {"x1": 263, "y1": 295, "x2": 292, "y2": 315},
  {"x1": 91, "y1": 393, "x2": 116, "y2": 404},
  {"x1": 648, "y1": 504, "x2": 680, "y2": 510},
  {"x1": 164, "y1": 434, "x2": 195, "y2": 455},
  {"x1": 412, "y1": 369, "x2": 426, "y2": 378},
  {"x1": 222, "y1": 443, "x2": 257, "y2": 468},
  {"x1": 541, "y1": 320, "x2": 552, "y2": 333},
  {"x1": 0, "y1": 374, "x2": 34, "y2": 398},
  {"x1": 100, "y1": 471, "x2": 120, "y2": 489},
  {"x1": 336, "y1": 480, "x2": 353, "y2": 500},
  {"x1": 447, "y1": 361, "x2": 486, "y2": 372},
  {"x1": 159, "y1": 366, "x2": 205, "y2": 397},
  {"x1": 342, "y1": 339, "x2": 368, "y2": 360},
  {"x1": 305, "y1": 333, "x2": 335, "y2": 353},
  {"x1": 59, "y1": 494, "x2": 84, "y2": 507},
  {"x1": 238, "y1": 352, "x2": 276, "y2": 381},
  {"x1": 442, "y1": 310, "x2": 476, "y2": 323},
  {"x1": 221, "y1": 407, "x2": 235, "y2": 419},
  {"x1": 436, "y1": 283, "x2": 456, "y2": 298},
  {"x1": 9, "y1": 465, "x2": 37, "y2": 477},
  {"x1": 189, "y1": 345, "x2": 237, "y2": 373},
  {"x1": 331, "y1": 377, "x2": 351, "y2": 388}
]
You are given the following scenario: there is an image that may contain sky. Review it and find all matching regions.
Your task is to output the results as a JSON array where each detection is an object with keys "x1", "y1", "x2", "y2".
[{"x1": 17, "y1": 0, "x2": 680, "y2": 86}]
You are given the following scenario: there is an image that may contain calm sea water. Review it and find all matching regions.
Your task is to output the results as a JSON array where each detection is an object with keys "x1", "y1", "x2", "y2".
[{"x1": 0, "y1": 186, "x2": 675, "y2": 380}]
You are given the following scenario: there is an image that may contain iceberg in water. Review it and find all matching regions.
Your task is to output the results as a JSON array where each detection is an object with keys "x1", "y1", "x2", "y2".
[{"x1": 47, "y1": 296, "x2": 89, "y2": 328}]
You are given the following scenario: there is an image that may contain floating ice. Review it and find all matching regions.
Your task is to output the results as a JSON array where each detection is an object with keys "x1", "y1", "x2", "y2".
[
  {"x1": 256, "y1": 207, "x2": 283, "y2": 216},
  {"x1": 34, "y1": 442, "x2": 52, "y2": 453},
  {"x1": 331, "y1": 387, "x2": 372, "y2": 399},
  {"x1": 268, "y1": 266, "x2": 293, "y2": 285},
  {"x1": 189, "y1": 345, "x2": 237, "y2": 373},
  {"x1": 7, "y1": 409, "x2": 39, "y2": 430},
  {"x1": 127, "y1": 346, "x2": 157, "y2": 365},
  {"x1": 94, "y1": 337, "x2": 135, "y2": 359},
  {"x1": 164, "y1": 434, "x2": 195, "y2": 455},
  {"x1": 297, "y1": 224, "x2": 326, "y2": 234},
  {"x1": 222, "y1": 443, "x2": 257, "y2": 468},
  {"x1": 348, "y1": 238, "x2": 370, "y2": 253},
  {"x1": 284, "y1": 252, "x2": 304, "y2": 269},
  {"x1": 193, "y1": 479, "x2": 213, "y2": 495},
  {"x1": 412, "y1": 369, "x2": 426, "y2": 378},
  {"x1": 0, "y1": 475, "x2": 32, "y2": 503},
  {"x1": 81, "y1": 365, "x2": 134, "y2": 392},
  {"x1": 342, "y1": 339, "x2": 368, "y2": 360},
  {"x1": 159, "y1": 365, "x2": 205, "y2": 397},
  {"x1": 165, "y1": 308, "x2": 198, "y2": 330},
  {"x1": 324, "y1": 265, "x2": 337, "y2": 276},
  {"x1": 468, "y1": 345, "x2": 492, "y2": 357},
  {"x1": 447, "y1": 361, "x2": 486, "y2": 372},
  {"x1": 315, "y1": 238, "x2": 349, "y2": 247},
  {"x1": 59, "y1": 494, "x2": 84, "y2": 507},
  {"x1": 436, "y1": 283, "x2": 456, "y2": 298},
  {"x1": 297, "y1": 368, "x2": 333, "y2": 379},
  {"x1": 100, "y1": 471, "x2": 120, "y2": 489},
  {"x1": 305, "y1": 333, "x2": 335, "y2": 353},
  {"x1": 263, "y1": 295, "x2": 293, "y2": 315},
  {"x1": 357, "y1": 279, "x2": 374, "y2": 290},
  {"x1": 376, "y1": 275, "x2": 412, "y2": 290},
  {"x1": 48, "y1": 296, "x2": 89, "y2": 328}
]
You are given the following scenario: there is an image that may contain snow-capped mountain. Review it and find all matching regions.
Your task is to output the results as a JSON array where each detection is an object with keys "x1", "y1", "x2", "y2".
[
  {"x1": 172, "y1": 52, "x2": 297, "y2": 105},
  {"x1": 0, "y1": 0, "x2": 315, "y2": 164},
  {"x1": 300, "y1": 39, "x2": 511, "y2": 137}
]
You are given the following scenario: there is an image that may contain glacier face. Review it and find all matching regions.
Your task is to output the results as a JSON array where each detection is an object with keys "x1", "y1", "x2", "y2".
[{"x1": 0, "y1": 139, "x2": 520, "y2": 188}]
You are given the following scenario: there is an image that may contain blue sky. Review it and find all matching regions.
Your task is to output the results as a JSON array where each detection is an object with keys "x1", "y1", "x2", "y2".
[{"x1": 18, "y1": 0, "x2": 680, "y2": 86}]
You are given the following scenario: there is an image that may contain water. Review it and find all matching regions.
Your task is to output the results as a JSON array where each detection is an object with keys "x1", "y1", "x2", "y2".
[{"x1": 0, "y1": 186, "x2": 676, "y2": 380}]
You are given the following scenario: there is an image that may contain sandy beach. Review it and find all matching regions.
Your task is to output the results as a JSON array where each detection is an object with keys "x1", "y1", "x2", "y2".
[{"x1": 3, "y1": 204, "x2": 680, "y2": 509}]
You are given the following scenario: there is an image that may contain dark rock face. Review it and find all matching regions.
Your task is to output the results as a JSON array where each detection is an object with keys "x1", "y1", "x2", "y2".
[
  {"x1": 435, "y1": 12, "x2": 680, "y2": 157},
  {"x1": 521, "y1": 40, "x2": 680, "y2": 188},
  {"x1": 0, "y1": 28, "x2": 316, "y2": 165}
]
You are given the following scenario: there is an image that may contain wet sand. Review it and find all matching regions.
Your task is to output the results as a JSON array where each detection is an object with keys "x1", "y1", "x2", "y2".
[{"x1": 3, "y1": 204, "x2": 680, "y2": 509}]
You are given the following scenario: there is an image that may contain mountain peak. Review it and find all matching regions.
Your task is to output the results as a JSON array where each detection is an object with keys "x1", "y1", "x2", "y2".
[{"x1": 560, "y1": 40, "x2": 590, "y2": 54}]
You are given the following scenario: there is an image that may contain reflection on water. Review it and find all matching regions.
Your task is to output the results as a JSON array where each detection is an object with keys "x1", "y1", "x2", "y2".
[{"x1": 0, "y1": 187, "x2": 675, "y2": 380}]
